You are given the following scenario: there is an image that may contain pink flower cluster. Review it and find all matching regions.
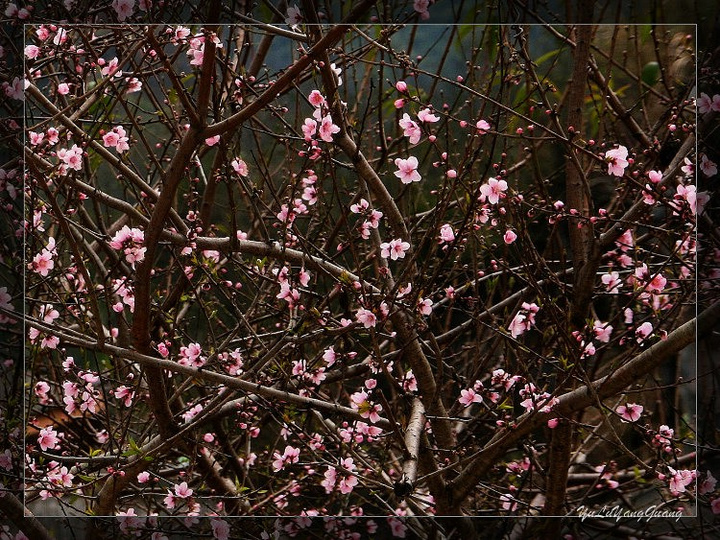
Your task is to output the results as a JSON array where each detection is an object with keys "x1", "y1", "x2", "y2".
[
  {"x1": 62, "y1": 371, "x2": 101, "y2": 416},
  {"x1": 30, "y1": 237, "x2": 57, "y2": 277},
  {"x1": 109, "y1": 225, "x2": 146, "y2": 268},
  {"x1": 29, "y1": 303, "x2": 60, "y2": 349},
  {"x1": 102, "y1": 126, "x2": 130, "y2": 153},
  {"x1": 37, "y1": 426, "x2": 61, "y2": 451},
  {"x1": 518, "y1": 382, "x2": 558, "y2": 413},
  {"x1": 665, "y1": 467, "x2": 696, "y2": 496},
  {"x1": 299, "y1": 90, "x2": 340, "y2": 159},
  {"x1": 164, "y1": 481, "x2": 193, "y2": 509},
  {"x1": 272, "y1": 445, "x2": 300, "y2": 472},
  {"x1": 697, "y1": 92, "x2": 720, "y2": 114},
  {"x1": 507, "y1": 302, "x2": 539, "y2": 338},
  {"x1": 350, "y1": 389, "x2": 383, "y2": 423},
  {"x1": 321, "y1": 457, "x2": 358, "y2": 494},
  {"x1": 350, "y1": 197, "x2": 383, "y2": 239},
  {"x1": 56, "y1": 144, "x2": 83, "y2": 174},
  {"x1": 111, "y1": 277, "x2": 135, "y2": 313},
  {"x1": 178, "y1": 342, "x2": 206, "y2": 368},
  {"x1": 338, "y1": 420, "x2": 383, "y2": 444},
  {"x1": 380, "y1": 238, "x2": 410, "y2": 260}
]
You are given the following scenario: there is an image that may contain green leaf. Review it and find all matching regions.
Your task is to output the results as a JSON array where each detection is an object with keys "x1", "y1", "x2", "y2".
[
  {"x1": 641, "y1": 62, "x2": 661, "y2": 87},
  {"x1": 534, "y1": 48, "x2": 562, "y2": 67}
]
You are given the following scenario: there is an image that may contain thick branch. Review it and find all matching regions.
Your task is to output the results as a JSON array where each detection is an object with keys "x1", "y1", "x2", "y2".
[
  {"x1": 0, "y1": 492, "x2": 53, "y2": 540},
  {"x1": 398, "y1": 397, "x2": 426, "y2": 495},
  {"x1": 445, "y1": 299, "x2": 719, "y2": 512}
]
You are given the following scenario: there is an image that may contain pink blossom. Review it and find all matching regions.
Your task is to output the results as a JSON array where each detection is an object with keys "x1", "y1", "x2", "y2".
[
  {"x1": 439, "y1": 223, "x2": 455, "y2": 243},
  {"x1": 125, "y1": 77, "x2": 142, "y2": 93},
  {"x1": 350, "y1": 390, "x2": 383, "y2": 422},
  {"x1": 394, "y1": 156, "x2": 421, "y2": 184},
  {"x1": 35, "y1": 381, "x2": 51, "y2": 404},
  {"x1": 508, "y1": 313, "x2": 527, "y2": 338},
  {"x1": 173, "y1": 26, "x2": 191, "y2": 42},
  {"x1": 712, "y1": 498, "x2": 720, "y2": 515},
  {"x1": 418, "y1": 298, "x2": 433, "y2": 315},
  {"x1": 699, "y1": 471, "x2": 717, "y2": 495},
  {"x1": 667, "y1": 467, "x2": 695, "y2": 496},
  {"x1": 476, "y1": 119, "x2": 491, "y2": 134},
  {"x1": 388, "y1": 516, "x2": 407, "y2": 538},
  {"x1": 272, "y1": 445, "x2": 300, "y2": 471},
  {"x1": 399, "y1": 113, "x2": 422, "y2": 144},
  {"x1": 276, "y1": 282, "x2": 300, "y2": 308},
  {"x1": 38, "y1": 426, "x2": 60, "y2": 451},
  {"x1": 380, "y1": 238, "x2": 410, "y2": 260},
  {"x1": 581, "y1": 341, "x2": 596, "y2": 357},
  {"x1": 36, "y1": 25, "x2": 50, "y2": 41},
  {"x1": 25, "y1": 45, "x2": 40, "y2": 59},
  {"x1": 321, "y1": 466, "x2": 337, "y2": 493},
  {"x1": 29, "y1": 131, "x2": 44, "y2": 146},
  {"x1": 101, "y1": 57, "x2": 122, "y2": 78},
  {"x1": 57, "y1": 144, "x2": 84, "y2": 171},
  {"x1": 112, "y1": 0, "x2": 136, "y2": 21},
  {"x1": 52, "y1": 27, "x2": 68, "y2": 46},
  {"x1": 698, "y1": 92, "x2": 713, "y2": 114},
  {"x1": 356, "y1": 308, "x2": 377, "y2": 328},
  {"x1": 648, "y1": 170, "x2": 663, "y2": 184},
  {"x1": 231, "y1": 158, "x2": 249, "y2": 176},
  {"x1": 113, "y1": 385, "x2": 135, "y2": 407},
  {"x1": 57, "y1": 83, "x2": 70, "y2": 95},
  {"x1": 700, "y1": 154, "x2": 717, "y2": 177},
  {"x1": 188, "y1": 45, "x2": 204, "y2": 66},
  {"x1": 616, "y1": 402, "x2": 643, "y2": 422},
  {"x1": 137, "y1": 471, "x2": 150, "y2": 483},
  {"x1": 395, "y1": 80, "x2": 408, "y2": 93},
  {"x1": 338, "y1": 474, "x2": 358, "y2": 494},
  {"x1": 350, "y1": 198, "x2": 369, "y2": 213},
  {"x1": 174, "y1": 481, "x2": 193, "y2": 498},
  {"x1": 681, "y1": 157, "x2": 694, "y2": 176},
  {"x1": 593, "y1": 321, "x2": 613, "y2": 343},
  {"x1": 601, "y1": 271, "x2": 621, "y2": 293},
  {"x1": 109, "y1": 225, "x2": 146, "y2": 268},
  {"x1": 211, "y1": 519, "x2": 230, "y2": 540},
  {"x1": 675, "y1": 183, "x2": 697, "y2": 214},
  {"x1": 417, "y1": 108, "x2": 440, "y2": 123},
  {"x1": 205, "y1": 135, "x2": 220, "y2": 146},
  {"x1": 103, "y1": 126, "x2": 129, "y2": 153},
  {"x1": 503, "y1": 229, "x2": 517, "y2": 244},
  {"x1": 605, "y1": 145, "x2": 629, "y2": 177},
  {"x1": 308, "y1": 89, "x2": 325, "y2": 107},
  {"x1": 46, "y1": 127, "x2": 59, "y2": 145},
  {"x1": 4, "y1": 77, "x2": 26, "y2": 101},
  {"x1": 298, "y1": 268, "x2": 311, "y2": 287},
  {"x1": 301, "y1": 118, "x2": 317, "y2": 141},
  {"x1": 163, "y1": 491, "x2": 177, "y2": 509},
  {"x1": 479, "y1": 177, "x2": 508, "y2": 204},
  {"x1": 322, "y1": 346, "x2": 336, "y2": 367},
  {"x1": 31, "y1": 249, "x2": 54, "y2": 276},
  {"x1": 458, "y1": 388, "x2": 483, "y2": 407},
  {"x1": 318, "y1": 114, "x2": 340, "y2": 142},
  {"x1": 285, "y1": 4, "x2": 302, "y2": 26},
  {"x1": 635, "y1": 321, "x2": 653, "y2": 342}
]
